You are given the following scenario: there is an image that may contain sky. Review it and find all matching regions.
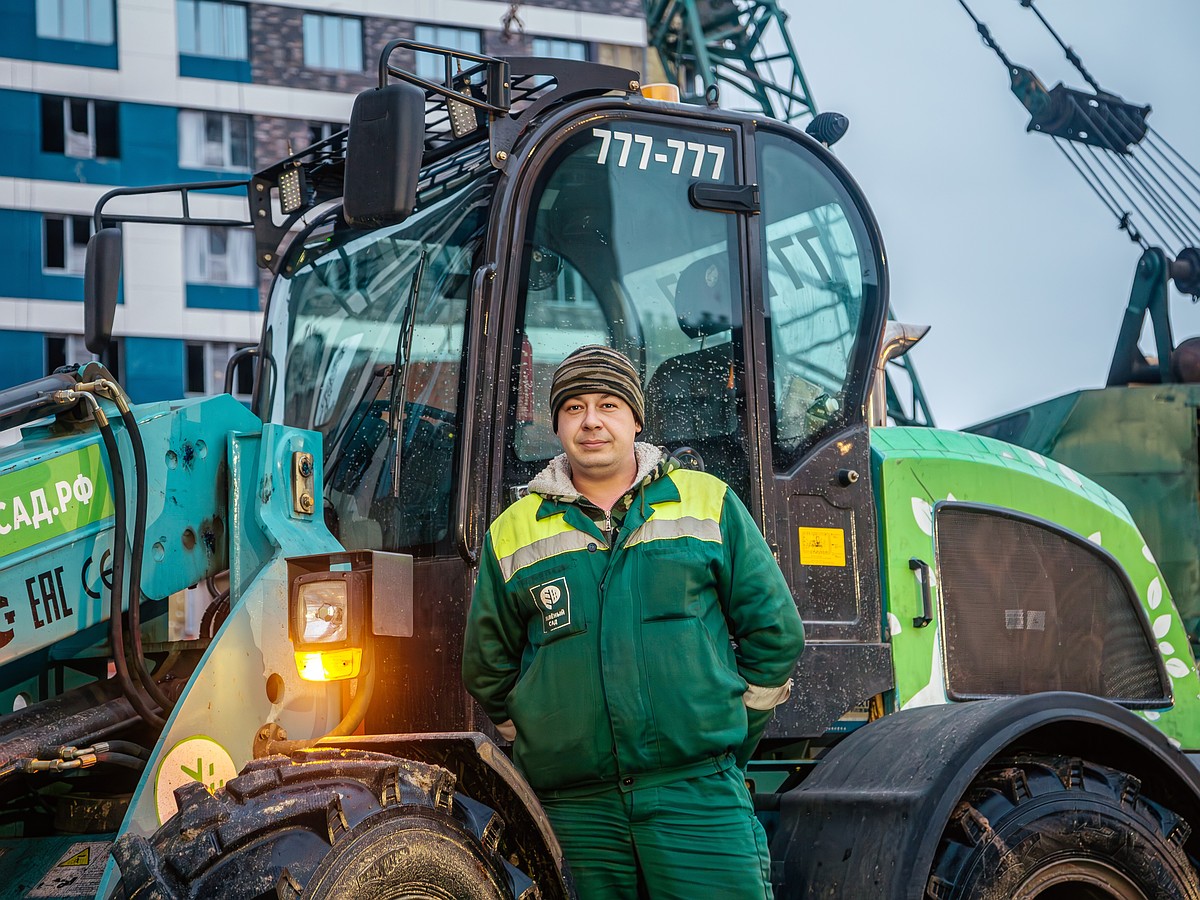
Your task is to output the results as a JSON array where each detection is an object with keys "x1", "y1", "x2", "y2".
[{"x1": 775, "y1": 0, "x2": 1200, "y2": 428}]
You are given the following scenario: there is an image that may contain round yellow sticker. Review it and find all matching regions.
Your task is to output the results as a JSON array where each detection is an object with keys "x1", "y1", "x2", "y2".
[{"x1": 154, "y1": 735, "x2": 239, "y2": 823}]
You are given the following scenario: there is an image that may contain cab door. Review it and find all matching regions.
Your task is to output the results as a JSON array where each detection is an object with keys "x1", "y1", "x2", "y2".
[
  {"x1": 483, "y1": 104, "x2": 762, "y2": 516},
  {"x1": 748, "y1": 127, "x2": 893, "y2": 737}
]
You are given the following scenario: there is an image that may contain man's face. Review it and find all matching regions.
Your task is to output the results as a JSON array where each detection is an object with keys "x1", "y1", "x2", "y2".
[{"x1": 557, "y1": 392, "x2": 641, "y2": 481}]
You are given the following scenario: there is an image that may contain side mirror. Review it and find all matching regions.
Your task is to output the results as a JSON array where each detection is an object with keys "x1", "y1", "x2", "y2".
[
  {"x1": 343, "y1": 82, "x2": 426, "y2": 227},
  {"x1": 84, "y1": 227, "x2": 122, "y2": 355}
]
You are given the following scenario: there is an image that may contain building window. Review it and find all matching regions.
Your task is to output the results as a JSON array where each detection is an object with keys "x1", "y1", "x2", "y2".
[
  {"x1": 413, "y1": 24, "x2": 482, "y2": 82},
  {"x1": 36, "y1": 0, "x2": 114, "y2": 44},
  {"x1": 185, "y1": 341, "x2": 254, "y2": 399},
  {"x1": 178, "y1": 0, "x2": 247, "y2": 59},
  {"x1": 43, "y1": 215, "x2": 92, "y2": 275},
  {"x1": 41, "y1": 95, "x2": 119, "y2": 159},
  {"x1": 302, "y1": 13, "x2": 362, "y2": 72},
  {"x1": 46, "y1": 334, "x2": 120, "y2": 381},
  {"x1": 178, "y1": 110, "x2": 251, "y2": 170},
  {"x1": 184, "y1": 226, "x2": 256, "y2": 287},
  {"x1": 532, "y1": 38, "x2": 588, "y2": 61},
  {"x1": 307, "y1": 120, "x2": 346, "y2": 147}
]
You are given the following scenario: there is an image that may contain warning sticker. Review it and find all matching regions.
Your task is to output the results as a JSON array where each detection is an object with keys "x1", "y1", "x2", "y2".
[
  {"x1": 798, "y1": 526, "x2": 846, "y2": 567},
  {"x1": 27, "y1": 841, "x2": 110, "y2": 898}
]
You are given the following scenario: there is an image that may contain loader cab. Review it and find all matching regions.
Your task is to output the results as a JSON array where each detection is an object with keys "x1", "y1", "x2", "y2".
[
  {"x1": 262, "y1": 66, "x2": 893, "y2": 734},
  {"x1": 482, "y1": 106, "x2": 894, "y2": 732}
]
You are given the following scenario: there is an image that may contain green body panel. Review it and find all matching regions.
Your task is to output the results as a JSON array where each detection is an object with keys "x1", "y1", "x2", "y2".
[
  {"x1": 872, "y1": 426, "x2": 1200, "y2": 750},
  {"x1": 0, "y1": 395, "x2": 263, "y2": 697},
  {"x1": 971, "y1": 386, "x2": 1200, "y2": 642}
]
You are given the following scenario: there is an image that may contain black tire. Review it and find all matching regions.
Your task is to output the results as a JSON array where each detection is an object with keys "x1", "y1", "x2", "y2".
[
  {"x1": 927, "y1": 754, "x2": 1200, "y2": 899},
  {"x1": 114, "y1": 748, "x2": 541, "y2": 900}
]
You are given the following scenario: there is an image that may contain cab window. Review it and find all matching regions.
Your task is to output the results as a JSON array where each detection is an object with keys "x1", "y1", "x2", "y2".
[
  {"x1": 269, "y1": 170, "x2": 493, "y2": 554},
  {"x1": 758, "y1": 130, "x2": 876, "y2": 469},
  {"x1": 507, "y1": 118, "x2": 751, "y2": 499}
]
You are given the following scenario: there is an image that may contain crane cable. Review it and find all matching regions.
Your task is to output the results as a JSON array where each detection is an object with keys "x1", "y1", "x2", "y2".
[
  {"x1": 958, "y1": 0, "x2": 1200, "y2": 258},
  {"x1": 1017, "y1": 0, "x2": 1200, "y2": 251}
]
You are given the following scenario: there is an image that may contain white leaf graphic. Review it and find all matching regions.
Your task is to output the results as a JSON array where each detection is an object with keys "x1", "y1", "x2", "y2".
[
  {"x1": 1144, "y1": 710, "x2": 1161, "y2": 721},
  {"x1": 1088, "y1": 532, "x2": 1102, "y2": 545},
  {"x1": 1166, "y1": 658, "x2": 1191, "y2": 679},
  {"x1": 1027, "y1": 450, "x2": 1047, "y2": 468},
  {"x1": 1060, "y1": 464, "x2": 1083, "y2": 485},
  {"x1": 887, "y1": 612, "x2": 902, "y2": 636},
  {"x1": 912, "y1": 498, "x2": 933, "y2": 536},
  {"x1": 1143, "y1": 544, "x2": 1156, "y2": 563},
  {"x1": 1148, "y1": 577, "x2": 1163, "y2": 610},
  {"x1": 1153, "y1": 615, "x2": 1172, "y2": 640},
  {"x1": 945, "y1": 492, "x2": 958, "y2": 502},
  {"x1": 1160, "y1": 641, "x2": 1175, "y2": 655}
]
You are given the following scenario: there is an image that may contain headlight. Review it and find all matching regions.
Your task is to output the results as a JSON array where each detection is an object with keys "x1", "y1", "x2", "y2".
[
  {"x1": 289, "y1": 570, "x2": 366, "y2": 681},
  {"x1": 284, "y1": 550, "x2": 413, "y2": 683},
  {"x1": 298, "y1": 580, "x2": 348, "y2": 643}
]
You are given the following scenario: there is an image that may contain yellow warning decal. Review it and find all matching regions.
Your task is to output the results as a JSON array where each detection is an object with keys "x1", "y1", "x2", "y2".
[
  {"x1": 798, "y1": 526, "x2": 846, "y2": 567},
  {"x1": 60, "y1": 847, "x2": 89, "y2": 867}
]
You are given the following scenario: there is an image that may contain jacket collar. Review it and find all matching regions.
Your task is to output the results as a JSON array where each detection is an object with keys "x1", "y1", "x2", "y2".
[{"x1": 530, "y1": 443, "x2": 673, "y2": 521}]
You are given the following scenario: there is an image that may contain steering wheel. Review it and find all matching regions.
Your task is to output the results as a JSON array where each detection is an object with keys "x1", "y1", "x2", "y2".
[
  {"x1": 669, "y1": 446, "x2": 706, "y2": 471},
  {"x1": 403, "y1": 400, "x2": 456, "y2": 426}
]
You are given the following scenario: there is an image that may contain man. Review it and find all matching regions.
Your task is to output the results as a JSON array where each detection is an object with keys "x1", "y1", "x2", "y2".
[{"x1": 463, "y1": 344, "x2": 804, "y2": 898}]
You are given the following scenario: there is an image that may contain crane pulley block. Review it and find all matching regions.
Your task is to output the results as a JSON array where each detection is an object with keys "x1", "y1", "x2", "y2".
[{"x1": 1010, "y1": 65, "x2": 1149, "y2": 154}]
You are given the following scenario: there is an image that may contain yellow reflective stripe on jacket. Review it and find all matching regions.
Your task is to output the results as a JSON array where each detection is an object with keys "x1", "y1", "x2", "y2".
[
  {"x1": 625, "y1": 469, "x2": 726, "y2": 547},
  {"x1": 492, "y1": 495, "x2": 603, "y2": 582}
]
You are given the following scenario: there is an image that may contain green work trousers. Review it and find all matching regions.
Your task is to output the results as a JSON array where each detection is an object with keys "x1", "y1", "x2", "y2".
[{"x1": 539, "y1": 765, "x2": 772, "y2": 899}]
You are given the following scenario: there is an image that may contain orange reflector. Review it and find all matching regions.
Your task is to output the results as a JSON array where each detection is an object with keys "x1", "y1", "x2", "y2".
[
  {"x1": 640, "y1": 83, "x2": 681, "y2": 103},
  {"x1": 295, "y1": 647, "x2": 362, "y2": 682}
]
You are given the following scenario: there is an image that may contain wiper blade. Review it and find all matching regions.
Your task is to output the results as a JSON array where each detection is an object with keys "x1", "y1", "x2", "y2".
[{"x1": 387, "y1": 247, "x2": 427, "y2": 498}]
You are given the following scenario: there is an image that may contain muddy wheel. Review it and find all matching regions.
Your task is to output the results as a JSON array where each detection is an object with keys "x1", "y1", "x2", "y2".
[
  {"x1": 927, "y1": 754, "x2": 1200, "y2": 899},
  {"x1": 114, "y1": 748, "x2": 542, "y2": 899}
]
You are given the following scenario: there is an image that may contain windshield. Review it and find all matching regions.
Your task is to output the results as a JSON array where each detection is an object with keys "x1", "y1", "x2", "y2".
[{"x1": 262, "y1": 157, "x2": 494, "y2": 554}]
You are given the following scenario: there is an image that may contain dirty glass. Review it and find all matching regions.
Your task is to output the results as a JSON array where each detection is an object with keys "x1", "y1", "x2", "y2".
[
  {"x1": 266, "y1": 167, "x2": 493, "y2": 553},
  {"x1": 758, "y1": 130, "x2": 873, "y2": 469},
  {"x1": 508, "y1": 118, "x2": 750, "y2": 498}
]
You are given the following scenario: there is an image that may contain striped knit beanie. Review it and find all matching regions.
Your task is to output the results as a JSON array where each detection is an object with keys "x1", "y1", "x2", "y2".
[{"x1": 550, "y1": 345, "x2": 644, "y2": 431}]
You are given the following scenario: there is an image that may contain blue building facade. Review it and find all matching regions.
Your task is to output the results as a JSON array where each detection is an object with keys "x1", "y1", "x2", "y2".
[{"x1": 0, "y1": 0, "x2": 645, "y2": 403}]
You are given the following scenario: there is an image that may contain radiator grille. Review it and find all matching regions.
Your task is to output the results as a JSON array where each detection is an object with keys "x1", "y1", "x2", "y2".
[{"x1": 935, "y1": 504, "x2": 1169, "y2": 705}]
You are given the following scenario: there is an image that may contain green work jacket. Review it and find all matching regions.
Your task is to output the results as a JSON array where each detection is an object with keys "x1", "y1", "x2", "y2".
[{"x1": 462, "y1": 462, "x2": 805, "y2": 794}]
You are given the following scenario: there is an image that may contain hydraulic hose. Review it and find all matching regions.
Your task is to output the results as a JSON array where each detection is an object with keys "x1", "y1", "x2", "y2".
[
  {"x1": 105, "y1": 384, "x2": 174, "y2": 712},
  {"x1": 65, "y1": 390, "x2": 165, "y2": 730},
  {"x1": 199, "y1": 580, "x2": 232, "y2": 638},
  {"x1": 327, "y1": 637, "x2": 375, "y2": 738},
  {"x1": 99, "y1": 739, "x2": 151, "y2": 760},
  {"x1": 92, "y1": 751, "x2": 147, "y2": 771}
]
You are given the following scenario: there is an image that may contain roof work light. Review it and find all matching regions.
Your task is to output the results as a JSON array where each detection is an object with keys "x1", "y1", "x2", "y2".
[{"x1": 278, "y1": 165, "x2": 309, "y2": 215}]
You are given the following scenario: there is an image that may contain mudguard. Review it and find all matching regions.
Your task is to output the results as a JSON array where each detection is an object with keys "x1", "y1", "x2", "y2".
[{"x1": 772, "y1": 692, "x2": 1200, "y2": 898}]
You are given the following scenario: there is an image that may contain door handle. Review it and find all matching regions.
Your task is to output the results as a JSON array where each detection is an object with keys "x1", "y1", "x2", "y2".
[{"x1": 909, "y1": 557, "x2": 934, "y2": 628}]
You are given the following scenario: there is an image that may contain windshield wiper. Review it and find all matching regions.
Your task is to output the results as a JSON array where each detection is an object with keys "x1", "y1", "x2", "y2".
[{"x1": 386, "y1": 247, "x2": 427, "y2": 498}]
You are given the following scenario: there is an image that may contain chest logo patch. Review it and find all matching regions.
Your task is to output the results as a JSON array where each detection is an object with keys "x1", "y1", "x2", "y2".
[{"x1": 532, "y1": 577, "x2": 571, "y2": 633}]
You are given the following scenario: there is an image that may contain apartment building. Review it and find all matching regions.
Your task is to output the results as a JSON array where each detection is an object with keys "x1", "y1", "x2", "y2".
[{"x1": 0, "y1": 0, "x2": 646, "y2": 400}]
